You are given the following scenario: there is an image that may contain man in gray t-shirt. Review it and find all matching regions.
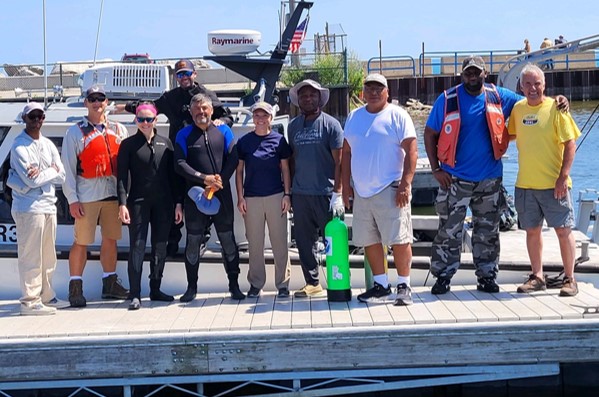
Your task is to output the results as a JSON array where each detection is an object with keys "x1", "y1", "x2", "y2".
[{"x1": 288, "y1": 80, "x2": 344, "y2": 298}]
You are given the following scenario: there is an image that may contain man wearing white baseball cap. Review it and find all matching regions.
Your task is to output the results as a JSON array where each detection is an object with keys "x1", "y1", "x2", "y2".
[{"x1": 288, "y1": 79, "x2": 344, "y2": 298}]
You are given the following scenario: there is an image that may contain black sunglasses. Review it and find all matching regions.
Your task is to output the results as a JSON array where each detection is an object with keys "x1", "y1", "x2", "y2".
[
  {"x1": 136, "y1": 116, "x2": 156, "y2": 123},
  {"x1": 87, "y1": 95, "x2": 106, "y2": 103},
  {"x1": 27, "y1": 112, "x2": 45, "y2": 121}
]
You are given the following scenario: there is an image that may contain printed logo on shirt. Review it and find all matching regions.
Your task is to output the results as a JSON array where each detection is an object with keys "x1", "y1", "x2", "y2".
[
  {"x1": 522, "y1": 114, "x2": 538, "y2": 126},
  {"x1": 293, "y1": 127, "x2": 323, "y2": 146}
]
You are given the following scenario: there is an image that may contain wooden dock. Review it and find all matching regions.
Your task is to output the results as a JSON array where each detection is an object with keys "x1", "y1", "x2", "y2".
[{"x1": 1, "y1": 281, "x2": 599, "y2": 391}]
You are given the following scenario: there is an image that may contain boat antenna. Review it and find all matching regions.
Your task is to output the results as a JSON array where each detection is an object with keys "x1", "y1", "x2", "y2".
[
  {"x1": 43, "y1": 0, "x2": 48, "y2": 107},
  {"x1": 93, "y1": 0, "x2": 105, "y2": 66}
]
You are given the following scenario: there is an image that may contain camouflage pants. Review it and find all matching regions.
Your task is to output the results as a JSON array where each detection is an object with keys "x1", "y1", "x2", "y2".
[{"x1": 430, "y1": 177, "x2": 501, "y2": 280}]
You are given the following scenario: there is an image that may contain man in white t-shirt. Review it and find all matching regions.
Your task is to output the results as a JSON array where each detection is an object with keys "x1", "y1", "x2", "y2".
[{"x1": 342, "y1": 73, "x2": 418, "y2": 305}]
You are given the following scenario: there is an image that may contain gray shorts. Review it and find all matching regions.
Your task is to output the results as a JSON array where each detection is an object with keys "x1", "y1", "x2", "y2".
[
  {"x1": 514, "y1": 188, "x2": 575, "y2": 229},
  {"x1": 352, "y1": 183, "x2": 413, "y2": 247}
]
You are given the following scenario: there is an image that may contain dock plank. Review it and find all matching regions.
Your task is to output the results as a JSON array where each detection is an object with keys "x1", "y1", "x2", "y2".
[
  {"x1": 503, "y1": 284, "x2": 561, "y2": 320},
  {"x1": 328, "y1": 301, "x2": 353, "y2": 327},
  {"x1": 412, "y1": 286, "x2": 456, "y2": 323},
  {"x1": 271, "y1": 294, "x2": 292, "y2": 329},
  {"x1": 249, "y1": 293, "x2": 276, "y2": 330},
  {"x1": 230, "y1": 296, "x2": 258, "y2": 331},
  {"x1": 450, "y1": 286, "x2": 499, "y2": 322},
  {"x1": 309, "y1": 297, "x2": 333, "y2": 328},
  {"x1": 209, "y1": 295, "x2": 239, "y2": 331},
  {"x1": 470, "y1": 287, "x2": 526, "y2": 321},
  {"x1": 502, "y1": 284, "x2": 582, "y2": 320},
  {"x1": 291, "y1": 296, "x2": 312, "y2": 329},
  {"x1": 407, "y1": 288, "x2": 436, "y2": 324},
  {"x1": 189, "y1": 294, "x2": 222, "y2": 332},
  {"x1": 346, "y1": 289, "x2": 374, "y2": 326}
]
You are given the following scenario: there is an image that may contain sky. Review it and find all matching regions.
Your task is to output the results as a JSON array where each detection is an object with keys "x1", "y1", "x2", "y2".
[{"x1": 1, "y1": 0, "x2": 598, "y2": 66}]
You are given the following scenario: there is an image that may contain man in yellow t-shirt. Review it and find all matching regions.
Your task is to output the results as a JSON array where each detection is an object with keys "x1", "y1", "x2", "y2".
[{"x1": 507, "y1": 63, "x2": 581, "y2": 296}]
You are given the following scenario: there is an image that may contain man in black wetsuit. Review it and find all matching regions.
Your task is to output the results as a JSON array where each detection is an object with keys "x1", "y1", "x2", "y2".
[
  {"x1": 174, "y1": 93, "x2": 244, "y2": 302},
  {"x1": 115, "y1": 59, "x2": 233, "y2": 256}
]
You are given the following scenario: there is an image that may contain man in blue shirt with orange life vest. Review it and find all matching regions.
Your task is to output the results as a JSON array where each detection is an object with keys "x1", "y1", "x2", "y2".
[{"x1": 424, "y1": 56, "x2": 567, "y2": 295}]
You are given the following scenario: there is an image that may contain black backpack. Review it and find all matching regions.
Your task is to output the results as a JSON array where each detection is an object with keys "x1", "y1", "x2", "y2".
[{"x1": 498, "y1": 184, "x2": 518, "y2": 231}]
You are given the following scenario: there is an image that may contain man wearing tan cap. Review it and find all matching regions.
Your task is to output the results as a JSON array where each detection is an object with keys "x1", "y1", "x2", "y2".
[{"x1": 342, "y1": 73, "x2": 418, "y2": 306}]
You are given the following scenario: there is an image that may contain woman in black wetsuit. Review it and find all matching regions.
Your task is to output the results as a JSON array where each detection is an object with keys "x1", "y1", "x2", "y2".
[{"x1": 117, "y1": 102, "x2": 183, "y2": 310}]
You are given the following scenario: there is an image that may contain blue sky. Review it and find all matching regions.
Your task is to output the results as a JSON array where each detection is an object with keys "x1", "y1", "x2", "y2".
[{"x1": 1, "y1": 0, "x2": 598, "y2": 65}]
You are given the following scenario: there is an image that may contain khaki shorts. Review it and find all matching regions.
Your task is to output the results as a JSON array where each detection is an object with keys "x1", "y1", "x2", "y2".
[
  {"x1": 74, "y1": 201, "x2": 122, "y2": 245},
  {"x1": 352, "y1": 183, "x2": 413, "y2": 247}
]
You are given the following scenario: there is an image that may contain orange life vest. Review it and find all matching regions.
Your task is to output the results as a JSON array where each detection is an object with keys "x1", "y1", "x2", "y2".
[
  {"x1": 437, "y1": 83, "x2": 509, "y2": 168},
  {"x1": 77, "y1": 121, "x2": 122, "y2": 179}
]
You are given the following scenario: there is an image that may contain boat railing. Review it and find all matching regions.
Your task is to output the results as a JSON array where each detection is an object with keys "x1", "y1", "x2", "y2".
[{"x1": 366, "y1": 55, "x2": 416, "y2": 77}]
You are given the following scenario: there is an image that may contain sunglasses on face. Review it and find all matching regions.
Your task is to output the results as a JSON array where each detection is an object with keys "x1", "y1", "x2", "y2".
[
  {"x1": 136, "y1": 116, "x2": 156, "y2": 123},
  {"x1": 27, "y1": 112, "x2": 45, "y2": 121},
  {"x1": 176, "y1": 71, "x2": 193, "y2": 78},
  {"x1": 87, "y1": 95, "x2": 106, "y2": 103}
]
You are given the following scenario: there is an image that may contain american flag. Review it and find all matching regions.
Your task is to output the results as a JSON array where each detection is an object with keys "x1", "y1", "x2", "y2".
[{"x1": 289, "y1": 17, "x2": 309, "y2": 54}]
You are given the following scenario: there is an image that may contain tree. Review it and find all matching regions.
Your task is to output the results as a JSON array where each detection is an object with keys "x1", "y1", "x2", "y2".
[{"x1": 280, "y1": 50, "x2": 364, "y2": 108}]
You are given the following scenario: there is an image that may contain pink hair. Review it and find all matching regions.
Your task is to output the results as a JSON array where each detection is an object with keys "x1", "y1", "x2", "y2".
[{"x1": 136, "y1": 103, "x2": 157, "y2": 115}]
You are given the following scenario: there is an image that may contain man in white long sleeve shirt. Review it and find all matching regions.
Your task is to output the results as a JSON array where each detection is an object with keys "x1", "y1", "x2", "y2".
[
  {"x1": 61, "y1": 85, "x2": 129, "y2": 307},
  {"x1": 10, "y1": 102, "x2": 66, "y2": 315}
]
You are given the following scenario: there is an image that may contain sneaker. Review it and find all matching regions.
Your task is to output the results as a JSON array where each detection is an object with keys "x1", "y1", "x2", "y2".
[
  {"x1": 277, "y1": 288, "x2": 290, "y2": 298},
  {"x1": 102, "y1": 274, "x2": 129, "y2": 299},
  {"x1": 247, "y1": 286, "x2": 261, "y2": 298},
  {"x1": 431, "y1": 278, "x2": 451, "y2": 295},
  {"x1": 517, "y1": 274, "x2": 546, "y2": 293},
  {"x1": 21, "y1": 302, "x2": 56, "y2": 316},
  {"x1": 44, "y1": 297, "x2": 70, "y2": 309},
  {"x1": 294, "y1": 284, "x2": 325, "y2": 298},
  {"x1": 128, "y1": 298, "x2": 141, "y2": 311},
  {"x1": 68, "y1": 279, "x2": 87, "y2": 308},
  {"x1": 394, "y1": 283, "x2": 413, "y2": 306},
  {"x1": 559, "y1": 277, "x2": 578, "y2": 297},
  {"x1": 180, "y1": 287, "x2": 197, "y2": 303},
  {"x1": 477, "y1": 277, "x2": 500, "y2": 293},
  {"x1": 357, "y1": 282, "x2": 392, "y2": 303}
]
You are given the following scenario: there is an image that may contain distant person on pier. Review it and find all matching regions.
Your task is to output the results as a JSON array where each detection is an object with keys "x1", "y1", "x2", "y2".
[
  {"x1": 508, "y1": 64, "x2": 580, "y2": 297},
  {"x1": 114, "y1": 59, "x2": 233, "y2": 258},
  {"x1": 235, "y1": 102, "x2": 292, "y2": 299},
  {"x1": 555, "y1": 35, "x2": 566, "y2": 45},
  {"x1": 10, "y1": 102, "x2": 66, "y2": 315},
  {"x1": 62, "y1": 85, "x2": 130, "y2": 308},
  {"x1": 287, "y1": 79, "x2": 344, "y2": 298},
  {"x1": 523, "y1": 39, "x2": 531, "y2": 54},
  {"x1": 117, "y1": 102, "x2": 184, "y2": 310},
  {"x1": 540, "y1": 38, "x2": 554, "y2": 70},
  {"x1": 342, "y1": 73, "x2": 418, "y2": 306},
  {"x1": 174, "y1": 93, "x2": 244, "y2": 303},
  {"x1": 424, "y1": 56, "x2": 569, "y2": 296}
]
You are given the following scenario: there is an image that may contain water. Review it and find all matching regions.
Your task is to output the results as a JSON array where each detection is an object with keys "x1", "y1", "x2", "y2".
[{"x1": 411, "y1": 101, "x2": 599, "y2": 214}]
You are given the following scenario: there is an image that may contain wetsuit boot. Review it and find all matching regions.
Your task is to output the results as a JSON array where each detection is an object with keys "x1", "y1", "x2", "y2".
[
  {"x1": 149, "y1": 242, "x2": 174, "y2": 302},
  {"x1": 228, "y1": 275, "x2": 246, "y2": 300},
  {"x1": 149, "y1": 279, "x2": 174, "y2": 302}
]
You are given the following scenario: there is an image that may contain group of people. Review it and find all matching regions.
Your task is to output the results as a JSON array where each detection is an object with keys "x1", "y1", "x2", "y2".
[{"x1": 10, "y1": 55, "x2": 580, "y2": 316}]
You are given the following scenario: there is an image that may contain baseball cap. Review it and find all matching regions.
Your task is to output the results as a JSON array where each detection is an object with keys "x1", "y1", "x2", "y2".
[
  {"x1": 175, "y1": 59, "x2": 195, "y2": 74},
  {"x1": 364, "y1": 73, "x2": 388, "y2": 88},
  {"x1": 22, "y1": 102, "x2": 44, "y2": 115},
  {"x1": 85, "y1": 85, "x2": 106, "y2": 98},
  {"x1": 250, "y1": 101, "x2": 275, "y2": 116},
  {"x1": 462, "y1": 56, "x2": 486, "y2": 72}
]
